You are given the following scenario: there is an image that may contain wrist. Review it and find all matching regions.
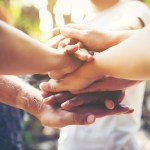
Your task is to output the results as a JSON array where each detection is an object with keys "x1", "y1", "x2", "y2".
[
  {"x1": 78, "y1": 58, "x2": 105, "y2": 82},
  {"x1": 107, "y1": 30, "x2": 137, "y2": 47},
  {"x1": 16, "y1": 86, "x2": 44, "y2": 117}
]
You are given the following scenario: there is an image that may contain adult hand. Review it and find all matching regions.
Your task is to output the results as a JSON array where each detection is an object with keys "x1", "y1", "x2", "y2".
[
  {"x1": 43, "y1": 91, "x2": 124, "y2": 110},
  {"x1": 72, "y1": 77, "x2": 140, "y2": 94},
  {"x1": 36, "y1": 102, "x2": 96, "y2": 128},
  {"x1": 42, "y1": 91, "x2": 133, "y2": 118}
]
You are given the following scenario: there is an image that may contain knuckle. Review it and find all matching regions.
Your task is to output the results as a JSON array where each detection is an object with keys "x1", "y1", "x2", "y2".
[
  {"x1": 72, "y1": 114, "x2": 87, "y2": 125},
  {"x1": 66, "y1": 30, "x2": 74, "y2": 36}
]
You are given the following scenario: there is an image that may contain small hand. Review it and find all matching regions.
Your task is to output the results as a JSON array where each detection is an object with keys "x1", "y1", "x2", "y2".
[
  {"x1": 48, "y1": 37, "x2": 93, "y2": 80},
  {"x1": 40, "y1": 60, "x2": 104, "y2": 92},
  {"x1": 58, "y1": 38, "x2": 94, "y2": 62},
  {"x1": 53, "y1": 24, "x2": 111, "y2": 52},
  {"x1": 40, "y1": 74, "x2": 101, "y2": 93}
]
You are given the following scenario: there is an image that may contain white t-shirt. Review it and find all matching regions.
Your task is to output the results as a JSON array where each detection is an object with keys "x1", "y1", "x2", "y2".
[{"x1": 58, "y1": 1, "x2": 150, "y2": 150}]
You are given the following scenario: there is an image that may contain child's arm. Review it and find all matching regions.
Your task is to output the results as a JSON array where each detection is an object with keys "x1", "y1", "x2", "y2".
[
  {"x1": 0, "y1": 21, "x2": 81, "y2": 75},
  {"x1": 40, "y1": 25, "x2": 150, "y2": 92}
]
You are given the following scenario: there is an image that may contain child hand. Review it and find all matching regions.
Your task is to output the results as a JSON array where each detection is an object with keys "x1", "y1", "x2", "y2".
[
  {"x1": 47, "y1": 36, "x2": 93, "y2": 80},
  {"x1": 53, "y1": 24, "x2": 113, "y2": 52},
  {"x1": 40, "y1": 70, "x2": 104, "y2": 93},
  {"x1": 58, "y1": 38, "x2": 94, "y2": 62}
]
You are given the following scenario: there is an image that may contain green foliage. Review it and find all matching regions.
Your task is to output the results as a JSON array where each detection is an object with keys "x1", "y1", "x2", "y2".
[
  {"x1": 0, "y1": 0, "x2": 40, "y2": 39},
  {"x1": 143, "y1": 0, "x2": 150, "y2": 7}
]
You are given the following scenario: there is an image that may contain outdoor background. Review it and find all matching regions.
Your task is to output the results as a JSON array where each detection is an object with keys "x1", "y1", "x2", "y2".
[{"x1": 0, "y1": 0, "x2": 150, "y2": 150}]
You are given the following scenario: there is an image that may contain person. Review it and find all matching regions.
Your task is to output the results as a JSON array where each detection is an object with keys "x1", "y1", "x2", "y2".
[{"x1": 41, "y1": 0, "x2": 150, "y2": 150}]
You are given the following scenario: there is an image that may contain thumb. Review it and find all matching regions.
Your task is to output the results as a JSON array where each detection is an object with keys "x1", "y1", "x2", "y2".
[
  {"x1": 40, "y1": 80, "x2": 65, "y2": 92},
  {"x1": 58, "y1": 27, "x2": 86, "y2": 43},
  {"x1": 68, "y1": 113, "x2": 96, "y2": 125}
]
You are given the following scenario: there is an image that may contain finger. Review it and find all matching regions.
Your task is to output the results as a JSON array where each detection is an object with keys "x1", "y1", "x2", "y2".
[
  {"x1": 53, "y1": 27, "x2": 62, "y2": 35},
  {"x1": 41, "y1": 91, "x2": 53, "y2": 98},
  {"x1": 43, "y1": 92, "x2": 74, "y2": 105},
  {"x1": 61, "y1": 112, "x2": 96, "y2": 127},
  {"x1": 72, "y1": 50, "x2": 93, "y2": 62},
  {"x1": 67, "y1": 91, "x2": 124, "y2": 110},
  {"x1": 49, "y1": 110, "x2": 96, "y2": 128},
  {"x1": 59, "y1": 38, "x2": 78, "y2": 48},
  {"x1": 104, "y1": 99, "x2": 115, "y2": 110},
  {"x1": 74, "y1": 77, "x2": 139, "y2": 93},
  {"x1": 73, "y1": 48, "x2": 94, "y2": 62},
  {"x1": 61, "y1": 92, "x2": 106, "y2": 110},
  {"x1": 53, "y1": 24, "x2": 86, "y2": 35},
  {"x1": 41, "y1": 91, "x2": 49, "y2": 98},
  {"x1": 73, "y1": 104, "x2": 132, "y2": 118},
  {"x1": 104, "y1": 90, "x2": 125, "y2": 109},
  {"x1": 125, "y1": 109, "x2": 134, "y2": 114},
  {"x1": 104, "y1": 90, "x2": 125, "y2": 110},
  {"x1": 65, "y1": 44, "x2": 79, "y2": 54},
  {"x1": 48, "y1": 71, "x2": 65, "y2": 80},
  {"x1": 47, "y1": 35, "x2": 65, "y2": 48},
  {"x1": 65, "y1": 24, "x2": 86, "y2": 30},
  {"x1": 107, "y1": 91, "x2": 125, "y2": 104},
  {"x1": 54, "y1": 27, "x2": 86, "y2": 42}
]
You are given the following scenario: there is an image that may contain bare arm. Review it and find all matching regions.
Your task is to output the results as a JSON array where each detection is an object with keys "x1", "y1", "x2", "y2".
[
  {"x1": 0, "y1": 75, "x2": 98, "y2": 127},
  {"x1": 0, "y1": 21, "x2": 81, "y2": 75},
  {"x1": 40, "y1": 26, "x2": 150, "y2": 92},
  {"x1": 53, "y1": 24, "x2": 137, "y2": 52}
]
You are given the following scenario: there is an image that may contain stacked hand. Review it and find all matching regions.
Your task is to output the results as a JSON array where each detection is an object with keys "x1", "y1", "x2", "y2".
[{"x1": 40, "y1": 24, "x2": 139, "y2": 125}]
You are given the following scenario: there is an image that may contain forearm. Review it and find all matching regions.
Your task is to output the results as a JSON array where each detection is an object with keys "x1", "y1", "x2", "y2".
[
  {"x1": 102, "y1": 29, "x2": 138, "y2": 51},
  {"x1": 93, "y1": 26, "x2": 150, "y2": 80},
  {"x1": 0, "y1": 21, "x2": 65, "y2": 75},
  {"x1": 0, "y1": 75, "x2": 45, "y2": 118}
]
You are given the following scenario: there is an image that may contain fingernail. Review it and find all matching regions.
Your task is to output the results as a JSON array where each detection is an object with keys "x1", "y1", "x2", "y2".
[
  {"x1": 126, "y1": 109, "x2": 134, "y2": 114},
  {"x1": 61, "y1": 101, "x2": 70, "y2": 108},
  {"x1": 120, "y1": 104, "x2": 129, "y2": 108},
  {"x1": 40, "y1": 82, "x2": 48, "y2": 91},
  {"x1": 105, "y1": 99, "x2": 115, "y2": 110},
  {"x1": 87, "y1": 115, "x2": 95, "y2": 123}
]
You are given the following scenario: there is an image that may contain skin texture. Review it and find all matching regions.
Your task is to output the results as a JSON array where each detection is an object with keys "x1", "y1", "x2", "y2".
[
  {"x1": 40, "y1": 18, "x2": 145, "y2": 92},
  {"x1": 71, "y1": 77, "x2": 140, "y2": 94},
  {"x1": 53, "y1": 24, "x2": 136, "y2": 52},
  {"x1": 42, "y1": 91, "x2": 133, "y2": 116},
  {"x1": 42, "y1": 91, "x2": 125, "y2": 110},
  {"x1": 0, "y1": 21, "x2": 83, "y2": 75},
  {"x1": 0, "y1": 76, "x2": 132, "y2": 128},
  {"x1": 40, "y1": 3, "x2": 146, "y2": 112}
]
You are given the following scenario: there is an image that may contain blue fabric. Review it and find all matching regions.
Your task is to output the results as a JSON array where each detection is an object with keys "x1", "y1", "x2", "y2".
[{"x1": 0, "y1": 103, "x2": 24, "y2": 150}]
